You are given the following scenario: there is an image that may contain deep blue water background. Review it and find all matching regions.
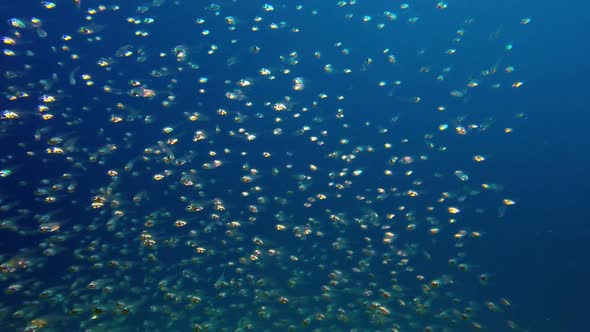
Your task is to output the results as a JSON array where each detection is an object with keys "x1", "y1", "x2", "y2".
[
  {"x1": 0, "y1": 0, "x2": 589, "y2": 331},
  {"x1": 479, "y1": 1, "x2": 590, "y2": 330}
]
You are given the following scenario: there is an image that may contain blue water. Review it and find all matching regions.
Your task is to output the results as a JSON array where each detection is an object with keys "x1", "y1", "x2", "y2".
[{"x1": 0, "y1": 0, "x2": 589, "y2": 331}]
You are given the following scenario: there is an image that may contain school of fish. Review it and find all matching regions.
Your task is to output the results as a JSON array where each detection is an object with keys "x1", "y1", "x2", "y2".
[{"x1": 0, "y1": 1, "x2": 532, "y2": 331}]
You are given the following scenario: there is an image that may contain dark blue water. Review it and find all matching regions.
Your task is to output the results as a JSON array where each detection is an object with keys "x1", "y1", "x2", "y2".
[{"x1": 0, "y1": 0, "x2": 589, "y2": 331}]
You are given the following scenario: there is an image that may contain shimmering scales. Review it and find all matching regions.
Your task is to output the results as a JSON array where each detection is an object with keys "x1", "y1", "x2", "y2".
[{"x1": 0, "y1": 1, "x2": 531, "y2": 331}]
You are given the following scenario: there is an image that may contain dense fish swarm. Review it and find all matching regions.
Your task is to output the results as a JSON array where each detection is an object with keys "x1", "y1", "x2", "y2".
[{"x1": 0, "y1": 1, "x2": 532, "y2": 331}]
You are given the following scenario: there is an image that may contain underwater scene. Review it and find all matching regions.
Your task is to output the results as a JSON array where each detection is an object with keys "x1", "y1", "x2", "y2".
[{"x1": 0, "y1": 0, "x2": 588, "y2": 331}]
